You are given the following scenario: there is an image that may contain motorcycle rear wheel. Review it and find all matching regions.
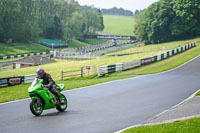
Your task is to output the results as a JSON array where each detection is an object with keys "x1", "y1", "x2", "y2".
[
  {"x1": 30, "y1": 99, "x2": 44, "y2": 116},
  {"x1": 56, "y1": 94, "x2": 68, "y2": 112}
]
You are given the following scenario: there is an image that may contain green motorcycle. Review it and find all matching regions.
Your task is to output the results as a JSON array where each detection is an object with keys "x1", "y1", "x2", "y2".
[{"x1": 28, "y1": 78, "x2": 68, "y2": 116}]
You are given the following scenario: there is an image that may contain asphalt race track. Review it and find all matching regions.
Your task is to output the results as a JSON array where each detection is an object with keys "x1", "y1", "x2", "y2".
[{"x1": 1, "y1": 56, "x2": 200, "y2": 133}]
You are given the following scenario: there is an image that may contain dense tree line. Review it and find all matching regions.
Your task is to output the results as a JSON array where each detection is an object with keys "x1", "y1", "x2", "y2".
[
  {"x1": 102, "y1": 7, "x2": 133, "y2": 16},
  {"x1": 134, "y1": 0, "x2": 200, "y2": 44},
  {"x1": 0, "y1": 0, "x2": 104, "y2": 43}
]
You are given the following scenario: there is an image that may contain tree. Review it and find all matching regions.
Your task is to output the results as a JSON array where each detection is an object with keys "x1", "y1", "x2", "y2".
[
  {"x1": 0, "y1": 0, "x2": 104, "y2": 43},
  {"x1": 133, "y1": 0, "x2": 199, "y2": 44},
  {"x1": 97, "y1": 9, "x2": 104, "y2": 31},
  {"x1": 101, "y1": 7, "x2": 133, "y2": 16},
  {"x1": 82, "y1": 7, "x2": 104, "y2": 34},
  {"x1": 63, "y1": 12, "x2": 84, "y2": 40},
  {"x1": 170, "y1": 0, "x2": 200, "y2": 38},
  {"x1": 134, "y1": 0, "x2": 174, "y2": 44}
]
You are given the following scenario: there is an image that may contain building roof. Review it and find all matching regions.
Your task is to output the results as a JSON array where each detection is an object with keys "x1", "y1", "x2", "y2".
[{"x1": 13, "y1": 56, "x2": 55, "y2": 65}]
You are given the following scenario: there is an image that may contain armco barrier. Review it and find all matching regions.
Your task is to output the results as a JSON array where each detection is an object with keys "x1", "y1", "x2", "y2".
[
  {"x1": 98, "y1": 65, "x2": 109, "y2": 77},
  {"x1": 116, "y1": 63, "x2": 123, "y2": 72},
  {"x1": 141, "y1": 57, "x2": 154, "y2": 65},
  {"x1": 157, "y1": 54, "x2": 162, "y2": 61},
  {"x1": 154, "y1": 56, "x2": 157, "y2": 62},
  {"x1": 108, "y1": 65, "x2": 116, "y2": 74},
  {"x1": 182, "y1": 46, "x2": 185, "y2": 51},
  {"x1": 123, "y1": 60, "x2": 141, "y2": 70},
  {"x1": 178, "y1": 47, "x2": 182, "y2": 52},
  {"x1": 98, "y1": 42, "x2": 196, "y2": 77},
  {"x1": 0, "y1": 51, "x2": 50, "y2": 60},
  {"x1": 161, "y1": 53, "x2": 164, "y2": 60},
  {"x1": 164, "y1": 52, "x2": 167, "y2": 59},
  {"x1": 174, "y1": 48, "x2": 178, "y2": 54},
  {"x1": 170, "y1": 50, "x2": 173, "y2": 56}
]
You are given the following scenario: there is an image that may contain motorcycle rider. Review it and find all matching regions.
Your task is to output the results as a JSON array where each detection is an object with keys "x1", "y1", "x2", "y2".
[{"x1": 36, "y1": 68, "x2": 64, "y2": 103}]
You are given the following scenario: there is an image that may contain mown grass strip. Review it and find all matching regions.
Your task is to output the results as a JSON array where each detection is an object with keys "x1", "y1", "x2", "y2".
[{"x1": 123, "y1": 117, "x2": 200, "y2": 133}]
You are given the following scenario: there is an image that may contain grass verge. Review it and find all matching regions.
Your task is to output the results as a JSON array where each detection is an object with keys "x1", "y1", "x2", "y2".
[
  {"x1": 0, "y1": 43, "x2": 200, "y2": 103},
  {"x1": 195, "y1": 91, "x2": 200, "y2": 96},
  {"x1": 0, "y1": 74, "x2": 130, "y2": 103},
  {"x1": 123, "y1": 117, "x2": 200, "y2": 133},
  {"x1": 111, "y1": 44, "x2": 200, "y2": 76},
  {"x1": 1, "y1": 38, "x2": 199, "y2": 80}
]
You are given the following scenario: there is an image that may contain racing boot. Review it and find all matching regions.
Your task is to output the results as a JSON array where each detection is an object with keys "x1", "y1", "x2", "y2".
[{"x1": 54, "y1": 89, "x2": 64, "y2": 104}]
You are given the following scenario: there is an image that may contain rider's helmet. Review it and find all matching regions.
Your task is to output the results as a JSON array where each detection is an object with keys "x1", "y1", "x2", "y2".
[{"x1": 36, "y1": 68, "x2": 45, "y2": 78}]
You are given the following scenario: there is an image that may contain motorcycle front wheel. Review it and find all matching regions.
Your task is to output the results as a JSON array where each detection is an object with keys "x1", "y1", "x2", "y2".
[
  {"x1": 30, "y1": 98, "x2": 44, "y2": 116},
  {"x1": 56, "y1": 94, "x2": 68, "y2": 112}
]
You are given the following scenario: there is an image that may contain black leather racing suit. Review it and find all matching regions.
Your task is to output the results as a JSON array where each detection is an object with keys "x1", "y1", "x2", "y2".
[{"x1": 41, "y1": 72, "x2": 58, "y2": 97}]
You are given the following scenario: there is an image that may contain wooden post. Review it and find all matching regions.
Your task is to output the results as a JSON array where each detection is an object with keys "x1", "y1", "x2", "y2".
[
  {"x1": 61, "y1": 70, "x2": 63, "y2": 80},
  {"x1": 81, "y1": 67, "x2": 84, "y2": 78}
]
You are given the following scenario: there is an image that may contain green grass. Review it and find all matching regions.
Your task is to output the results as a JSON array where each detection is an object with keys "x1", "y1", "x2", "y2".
[
  {"x1": 103, "y1": 15, "x2": 135, "y2": 36},
  {"x1": 0, "y1": 43, "x2": 50, "y2": 57},
  {"x1": 0, "y1": 57, "x2": 24, "y2": 63},
  {"x1": 0, "y1": 37, "x2": 199, "y2": 80},
  {"x1": 0, "y1": 39, "x2": 200, "y2": 103},
  {"x1": 0, "y1": 43, "x2": 49, "y2": 57},
  {"x1": 0, "y1": 65, "x2": 12, "y2": 70},
  {"x1": 0, "y1": 38, "x2": 106, "y2": 57},
  {"x1": 111, "y1": 43, "x2": 200, "y2": 76},
  {"x1": 123, "y1": 117, "x2": 200, "y2": 133},
  {"x1": 196, "y1": 91, "x2": 200, "y2": 96},
  {"x1": 67, "y1": 39, "x2": 108, "y2": 48},
  {"x1": 0, "y1": 15, "x2": 135, "y2": 57},
  {"x1": 0, "y1": 74, "x2": 129, "y2": 103},
  {"x1": 0, "y1": 51, "x2": 162, "y2": 79},
  {"x1": 0, "y1": 15, "x2": 134, "y2": 57},
  {"x1": 107, "y1": 37, "x2": 200, "y2": 56}
]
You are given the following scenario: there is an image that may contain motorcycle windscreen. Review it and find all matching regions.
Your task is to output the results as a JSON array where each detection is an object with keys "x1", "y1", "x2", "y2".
[{"x1": 31, "y1": 78, "x2": 40, "y2": 87}]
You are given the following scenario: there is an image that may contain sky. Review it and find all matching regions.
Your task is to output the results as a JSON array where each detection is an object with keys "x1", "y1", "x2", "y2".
[{"x1": 75, "y1": 0, "x2": 160, "y2": 12}]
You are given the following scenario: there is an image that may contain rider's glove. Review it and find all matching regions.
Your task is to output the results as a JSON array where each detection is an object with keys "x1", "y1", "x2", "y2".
[{"x1": 43, "y1": 85, "x2": 49, "y2": 88}]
